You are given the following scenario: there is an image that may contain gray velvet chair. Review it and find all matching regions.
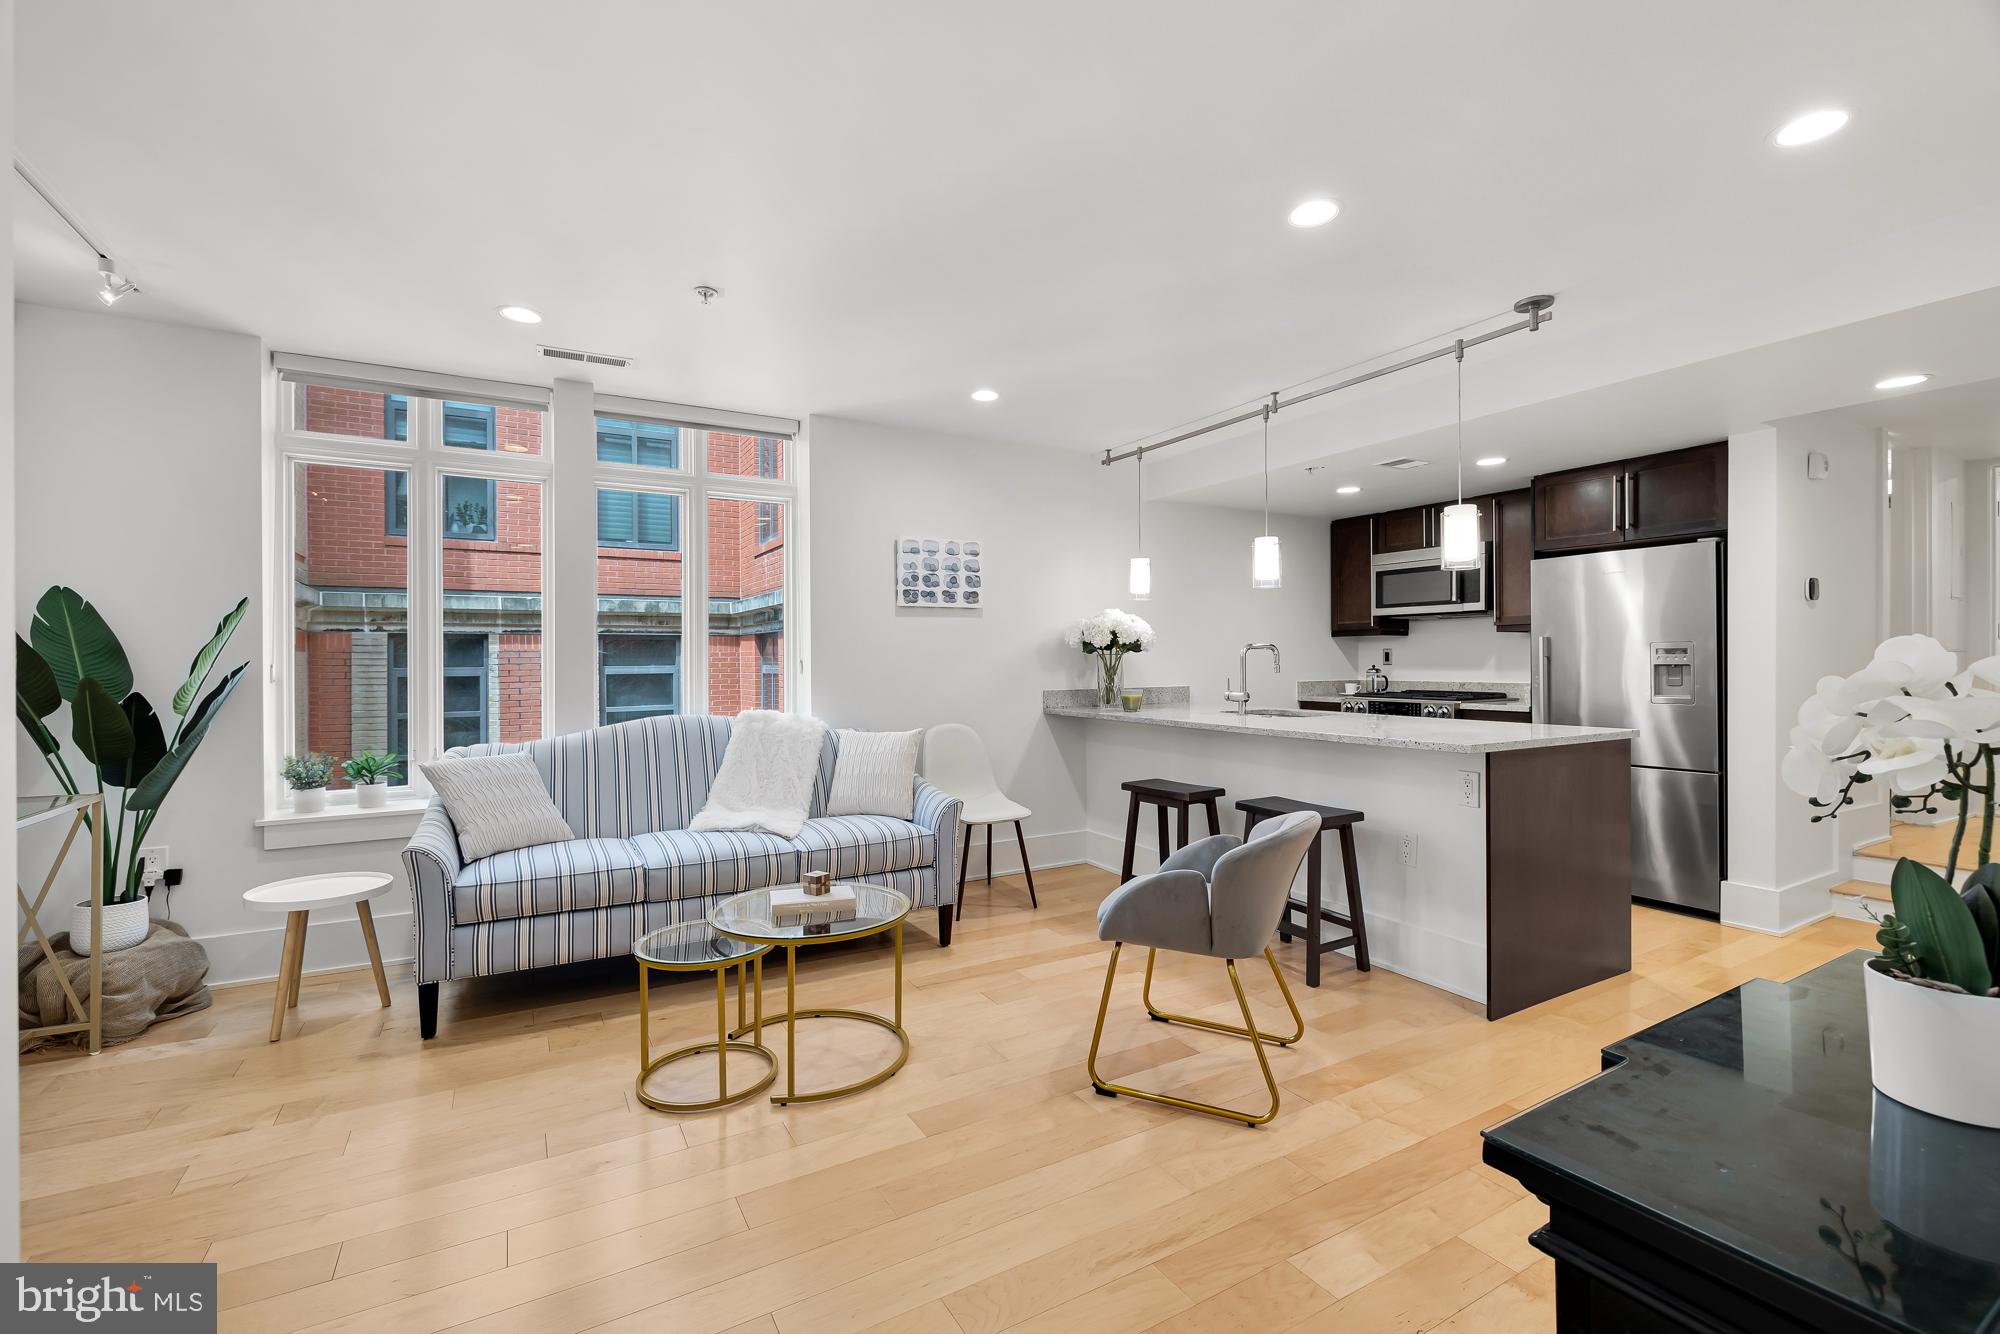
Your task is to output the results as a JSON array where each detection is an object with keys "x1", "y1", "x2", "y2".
[{"x1": 1086, "y1": 810, "x2": 1318, "y2": 1126}]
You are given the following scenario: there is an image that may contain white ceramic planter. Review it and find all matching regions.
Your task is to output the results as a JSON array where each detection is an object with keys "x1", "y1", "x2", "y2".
[
  {"x1": 1864, "y1": 957, "x2": 2000, "y2": 1129},
  {"x1": 354, "y1": 781, "x2": 389, "y2": 810},
  {"x1": 70, "y1": 896, "x2": 151, "y2": 956},
  {"x1": 291, "y1": 786, "x2": 327, "y2": 813}
]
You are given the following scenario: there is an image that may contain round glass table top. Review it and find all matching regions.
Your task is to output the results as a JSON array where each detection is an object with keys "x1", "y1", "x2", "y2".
[
  {"x1": 634, "y1": 920, "x2": 771, "y2": 969},
  {"x1": 710, "y1": 883, "x2": 912, "y2": 944}
]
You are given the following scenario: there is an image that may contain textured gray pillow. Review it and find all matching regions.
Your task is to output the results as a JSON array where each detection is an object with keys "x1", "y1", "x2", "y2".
[
  {"x1": 419, "y1": 753, "x2": 575, "y2": 861},
  {"x1": 826, "y1": 729, "x2": 922, "y2": 820}
]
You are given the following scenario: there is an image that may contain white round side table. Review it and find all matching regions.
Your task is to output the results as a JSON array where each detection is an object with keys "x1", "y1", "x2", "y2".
[{"x1": 243, "y1": 872, "x2": 394, "y2": 1042}]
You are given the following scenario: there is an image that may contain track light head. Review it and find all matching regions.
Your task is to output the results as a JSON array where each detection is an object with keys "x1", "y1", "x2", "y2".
[{"x1": 95, "y1": 256, "x2": 136, "y2": 306}]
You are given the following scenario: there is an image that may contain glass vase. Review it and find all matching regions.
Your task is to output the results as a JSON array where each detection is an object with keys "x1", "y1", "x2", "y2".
[{"x1": 1096, "y1": 650, "x2": 1126, "y2": 707}]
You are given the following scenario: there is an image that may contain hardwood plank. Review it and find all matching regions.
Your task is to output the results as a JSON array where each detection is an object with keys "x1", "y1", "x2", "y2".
[{"x1": 14, "y1": 868, "x2": 1874, "y2": 1334}]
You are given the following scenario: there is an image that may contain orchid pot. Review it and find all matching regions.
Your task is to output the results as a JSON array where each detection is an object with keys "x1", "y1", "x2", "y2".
[
  {"x1": 70, "y1": 895, "x2": 150, "y2": 956},
  {"x1": 1784, "y1": 633, "x2": 2000, "y2": 1129}
]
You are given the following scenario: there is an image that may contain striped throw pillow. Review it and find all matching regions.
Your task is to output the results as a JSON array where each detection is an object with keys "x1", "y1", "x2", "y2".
[
  {"x1": 420, "y1": 753, "x2": 576, "y2": 862},
  {"x1": 825, "y1": 729, "x2": 922, "y2": 820}
]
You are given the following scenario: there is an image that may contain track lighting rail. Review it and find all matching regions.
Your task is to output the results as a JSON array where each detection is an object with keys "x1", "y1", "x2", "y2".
[{"x1": 1099, "y1": 294, "x2": 1554, "y2": 466}]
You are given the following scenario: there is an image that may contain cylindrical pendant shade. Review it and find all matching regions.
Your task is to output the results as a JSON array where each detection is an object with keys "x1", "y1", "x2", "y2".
[
  {"x1": 1251, "y1": 534, "x2": 1282, "y2": 588},
  {"x1": 1439, "y1": 501, "x2": 1482, "y2": 570},
  {"x1": 1129, "y1": 555, "x2": 1152, "y2": 600}
]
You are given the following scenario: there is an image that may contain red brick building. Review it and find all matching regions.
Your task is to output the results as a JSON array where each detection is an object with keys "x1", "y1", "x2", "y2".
[{"x1": 294, "y1": 386, "x2": 785, "y2": 783}]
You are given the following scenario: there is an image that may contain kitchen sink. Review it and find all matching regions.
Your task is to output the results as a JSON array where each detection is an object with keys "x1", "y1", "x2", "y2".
[{"x1": 1221, "y1": 708, "x2": 1316, "y2": 718}]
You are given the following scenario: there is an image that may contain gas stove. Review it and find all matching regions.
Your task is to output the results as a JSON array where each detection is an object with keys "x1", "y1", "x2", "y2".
[{"x1": 1336, "y1": 689, "x2": 1511, "y2": 718}]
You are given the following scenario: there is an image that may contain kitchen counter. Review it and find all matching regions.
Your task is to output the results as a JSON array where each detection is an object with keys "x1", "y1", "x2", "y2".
[
  {"x1": 1044, "y1": 701, "x2": 1629, "y2": 753},
  {"x1": 1047, "y1": 687, "x2": 1634, "y2": 1017}
]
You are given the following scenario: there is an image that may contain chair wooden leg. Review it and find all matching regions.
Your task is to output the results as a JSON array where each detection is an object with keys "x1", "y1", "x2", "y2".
[
  {"x1": 955, "y1": 821, "x2": 972, "y2": 921},
  {"x1": 1013, "y1": 821, "x2": 1038, "y2": 908},
  {"x1": 1156, "y1": 804, "x2": 1170, "y2": 868},
  {"x1": 984, "y1": 823, "x2": 993, "y2": 886},
  {"x1": 1340, "y1": 826, "x2": 1371, "y2": 971},
  {"x1": 1175, "y1": 803, "x2": 1190, "y2": 852},
  {"x1": 1120, "y1": 794, "x2": 1141, "y2": 881},
  {"x1": 1203, "y1": 797, "x2": 1221, "y2": 837}
]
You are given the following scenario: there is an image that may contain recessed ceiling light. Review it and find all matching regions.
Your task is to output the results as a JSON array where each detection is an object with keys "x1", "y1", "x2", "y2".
[
  {"x1": 1874, "y1": 373, "x2": 1930, "y2": 390},
  {"x1": 1773, "y1": 108, "x2": 1848, "y2": 147},
  {"x1": 970, "y1": 388, "x2": 999, "y2": 403},
  {"x1": 1288, "y1": 198, "x2": 1340, "y2": 228},
  {"x1": 497, "y1": 305, "x2": 542, "y2": 324},
  {"x1": 1475, "y1": 456, "x2": 1507, "y2": 467},
  {"x1": 1335, "y1": 485, "x2": 1361, "y2": 495}
]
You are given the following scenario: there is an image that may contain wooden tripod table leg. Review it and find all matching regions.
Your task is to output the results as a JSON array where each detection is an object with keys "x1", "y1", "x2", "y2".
[
  {"x1": 270, "y1": 912, "x2": 304, "y2": 1042},
  {"x1": 356, "y1": 899, "x2": 392, "y2": 1007}
]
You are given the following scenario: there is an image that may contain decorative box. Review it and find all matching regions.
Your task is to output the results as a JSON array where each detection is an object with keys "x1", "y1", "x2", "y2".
[{"x1": 771, "y1": 883, "x2": 858, "y2": 927}]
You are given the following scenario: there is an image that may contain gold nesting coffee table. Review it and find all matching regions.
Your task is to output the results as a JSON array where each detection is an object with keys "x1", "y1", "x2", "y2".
[
  {"x1": 710, "y1": 882, "x2": 911, "y2": 1105},
  {"x1": 633, "y1": 921, "x2": 776, "y2": 1113}
]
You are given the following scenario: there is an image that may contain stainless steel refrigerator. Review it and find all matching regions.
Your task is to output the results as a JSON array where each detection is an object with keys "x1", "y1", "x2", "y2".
[{"x1": 1531, "y1": 538, "x2": 1723, "y2": 914}]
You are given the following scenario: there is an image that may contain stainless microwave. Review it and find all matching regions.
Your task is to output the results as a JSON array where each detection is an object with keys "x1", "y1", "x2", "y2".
[{"x1": 1371, "y1": 545, "x2": 1491, "y2": 617}]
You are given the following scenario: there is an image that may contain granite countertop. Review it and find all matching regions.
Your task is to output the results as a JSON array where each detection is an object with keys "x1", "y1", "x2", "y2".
[
  {"x1": 1483, "y1": 952, "x2": 2000, "y2": 1334},
  {"x1": 1042, "y1": 701, "x2": 1633, "y2": 754}
]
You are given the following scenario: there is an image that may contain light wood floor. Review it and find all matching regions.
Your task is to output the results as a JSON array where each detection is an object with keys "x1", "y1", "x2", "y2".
[
  {"x1": 1855, "y1": 820, "x2": 1955, "y2": 868},
  {"x1": 21, "y1": 865, "x2": 1874, "y2": 1334}
]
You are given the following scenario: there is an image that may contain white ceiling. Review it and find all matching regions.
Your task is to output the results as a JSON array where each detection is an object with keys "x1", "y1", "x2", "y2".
[{"x1": 16, "y1": 1, "x2": 2000, "y2": 494}]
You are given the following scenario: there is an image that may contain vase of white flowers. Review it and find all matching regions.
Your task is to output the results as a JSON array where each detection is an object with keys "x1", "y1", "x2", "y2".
[
  {"x1": 1064, "y1": 609, "x2": 1156, "y2": 707},
  {"x1": 1783, "y1": 633, "x2": 2000, "y2": 1128}
]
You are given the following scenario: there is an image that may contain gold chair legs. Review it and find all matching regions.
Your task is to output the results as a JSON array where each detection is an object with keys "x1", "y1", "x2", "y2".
[{"x1": 1085, "y1": 942, "x2": 1303, "y2": 1127}]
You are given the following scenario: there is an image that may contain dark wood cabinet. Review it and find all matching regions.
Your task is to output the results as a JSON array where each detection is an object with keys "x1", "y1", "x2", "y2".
[
  {"x1": 1329, "y1": 516, "x2": 1407, "y2": 637},
  {"x1": 1533, "y1": 442, "x2": 1725, "y2": 554},
  {"x1": 1625, "y1": 442, "x2": 1728, "y2": 542},
  {"x1": 1372, "y1": 505, "x2": 1435, "y2": 554},
  {"x1": 1531, "y1": 469, "x2": 1622, "y2": 552},
  {"x1": 1489, "y1": 488, "x2": 1533, "y2": 631}
]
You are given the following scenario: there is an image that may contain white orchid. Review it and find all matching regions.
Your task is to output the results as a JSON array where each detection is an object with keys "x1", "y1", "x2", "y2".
[{"x1": 1784, "y1": 632, "x2": 2000, "y2": 878}]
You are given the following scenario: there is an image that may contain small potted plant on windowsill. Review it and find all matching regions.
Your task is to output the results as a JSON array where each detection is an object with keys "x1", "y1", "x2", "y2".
[
  {"x1": 1784, "y1": 633, "x2": 2000, "y2": 1128},
  {"x1": 342, "y1": 750, "x2": 402, "y2": 809},
  {"x1": 283, "y1": 752, "x2": 337, "y2": 813}
]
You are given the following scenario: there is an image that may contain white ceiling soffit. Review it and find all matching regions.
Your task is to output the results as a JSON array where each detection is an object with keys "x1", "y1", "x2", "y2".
[{"x1": 12, "y1": 1, "x2": 2000, "y2": 473}]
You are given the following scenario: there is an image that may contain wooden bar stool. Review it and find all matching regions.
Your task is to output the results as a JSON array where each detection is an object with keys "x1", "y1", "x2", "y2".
[
  {"x1": 1119, "y1": 778, "x2": 1225, "y2": 880},
  {"x1": 1236, "y1": 796, "x2": 1370, "y2": 987}
]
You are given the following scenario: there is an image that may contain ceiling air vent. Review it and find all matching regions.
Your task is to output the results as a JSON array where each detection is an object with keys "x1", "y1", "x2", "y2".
[
  {"x1": 538, "y1": 344, "x2": 633, "y2": 369},
  {"x1": 1376, "y1": 457, "x2": 1430, "y2": 470}
]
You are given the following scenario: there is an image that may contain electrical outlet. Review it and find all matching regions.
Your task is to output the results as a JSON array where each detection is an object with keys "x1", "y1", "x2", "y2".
[
  {"x1": 1382, "y1": 648, "x2": 1393, "y2": 666},
  {"x1": 1459, "y1": 771, "x2": 1481, "y2": 808},
  {"x1": 138, "y1": 846, "x2": 168, "y2": 888},
  {"x1": 1398, "y1": 833, "x2": 1417, "y2": 866}
]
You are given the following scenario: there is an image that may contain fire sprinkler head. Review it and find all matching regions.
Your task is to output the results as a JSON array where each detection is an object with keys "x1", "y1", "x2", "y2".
[{"x1": 693, "y1": 285, "x2": 721, "y2": 305}]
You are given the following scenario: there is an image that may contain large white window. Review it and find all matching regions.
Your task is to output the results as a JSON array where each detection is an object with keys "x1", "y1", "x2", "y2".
[{"x1": 268, "y1": 361, "x2": 802, "y2": 822}]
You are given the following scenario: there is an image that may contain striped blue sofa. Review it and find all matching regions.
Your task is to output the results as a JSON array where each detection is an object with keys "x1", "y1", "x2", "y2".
[{"x1": 401, "y1": 714, "x2": 962, "y2": 1038}]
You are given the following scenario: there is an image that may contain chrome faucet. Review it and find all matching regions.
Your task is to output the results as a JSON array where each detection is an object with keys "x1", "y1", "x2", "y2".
[{"x1": 1226, "y1": 642, "x2": 1282, "y2": 715}]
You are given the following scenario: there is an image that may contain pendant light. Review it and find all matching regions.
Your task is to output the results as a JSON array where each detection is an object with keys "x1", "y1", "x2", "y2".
[
  {"x1": 1438, "y1": 340, "x2": 1482, "y2": 571},
  {"x1": 1251, "y1": 394, "x2": 1282, "y2": 588},
  {"x1": 1128, "y1": 450, "x2": 1152, "y2": 600}
]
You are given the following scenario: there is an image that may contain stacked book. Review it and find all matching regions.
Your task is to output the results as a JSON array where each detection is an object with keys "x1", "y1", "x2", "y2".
[{"x1": 770, "y1": 883, "x2": 858, "y2": 927}]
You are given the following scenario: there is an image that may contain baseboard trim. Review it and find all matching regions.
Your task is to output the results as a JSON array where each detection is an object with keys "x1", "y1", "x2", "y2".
[
  {"x1": 1721, "y1": 875, "x2": 1837, "y2": 936},
  {"x1": 952, "y1": 826, "x2": 1089, "y2": 881},
  {"x1": 196, "y1": 908, "x2": 415, "y2": 988}
]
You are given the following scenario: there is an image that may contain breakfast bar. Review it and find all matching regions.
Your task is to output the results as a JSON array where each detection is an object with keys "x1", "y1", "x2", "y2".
[{"x1": 1047, "y1": 692, "x2": 1639, "y2": 1018}]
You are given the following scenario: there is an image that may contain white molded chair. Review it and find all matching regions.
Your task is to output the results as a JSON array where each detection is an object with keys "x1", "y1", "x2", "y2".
[{"x1": 922, "y1": 723, "x2": 1037, "y2": 921}]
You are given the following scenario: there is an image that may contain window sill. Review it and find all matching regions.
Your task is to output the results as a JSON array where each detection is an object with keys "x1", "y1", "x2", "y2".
[{"x1": 256, "y1": 794, "x2": 429, "y2": 850}]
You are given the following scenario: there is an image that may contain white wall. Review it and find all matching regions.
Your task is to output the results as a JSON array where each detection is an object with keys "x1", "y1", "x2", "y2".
[
  {"x1": 15, "y1": 306, "x2": 407, "y2": 986},
  {"x1": 1725, "y1": 417, "x2": 1883, "y2": 931},
  {"x1": 2, "y1": 0, "x2": 21, "y2": 1263},
  {"x1": 808, "y1": 414, "x2": 1342, "y2": 871}
]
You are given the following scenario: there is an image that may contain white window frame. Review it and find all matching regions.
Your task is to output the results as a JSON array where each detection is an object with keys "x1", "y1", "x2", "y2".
[
  {"x1": 585, "y1": 399, "x2": 806, "y2": 721},
  {"x1": 266, "y1": 375, "x2": 552, "y2": 825}
]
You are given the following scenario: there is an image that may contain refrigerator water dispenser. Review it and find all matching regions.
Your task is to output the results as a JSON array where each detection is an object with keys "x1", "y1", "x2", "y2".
[{"x1": 1651, "y1": 641, "x2": 1695, "y2": 704}]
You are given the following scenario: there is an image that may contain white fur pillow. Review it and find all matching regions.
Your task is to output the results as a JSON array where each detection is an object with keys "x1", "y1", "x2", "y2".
[
  {"x1": 826, "y1": 729, "x2": 922, "y2": 820},
  {"x1": 691, "y1": 710, "x2": 830, "y2": 839},
  {"x1": 419, "y1": 753, "x2": 575, "y2": 861}
]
